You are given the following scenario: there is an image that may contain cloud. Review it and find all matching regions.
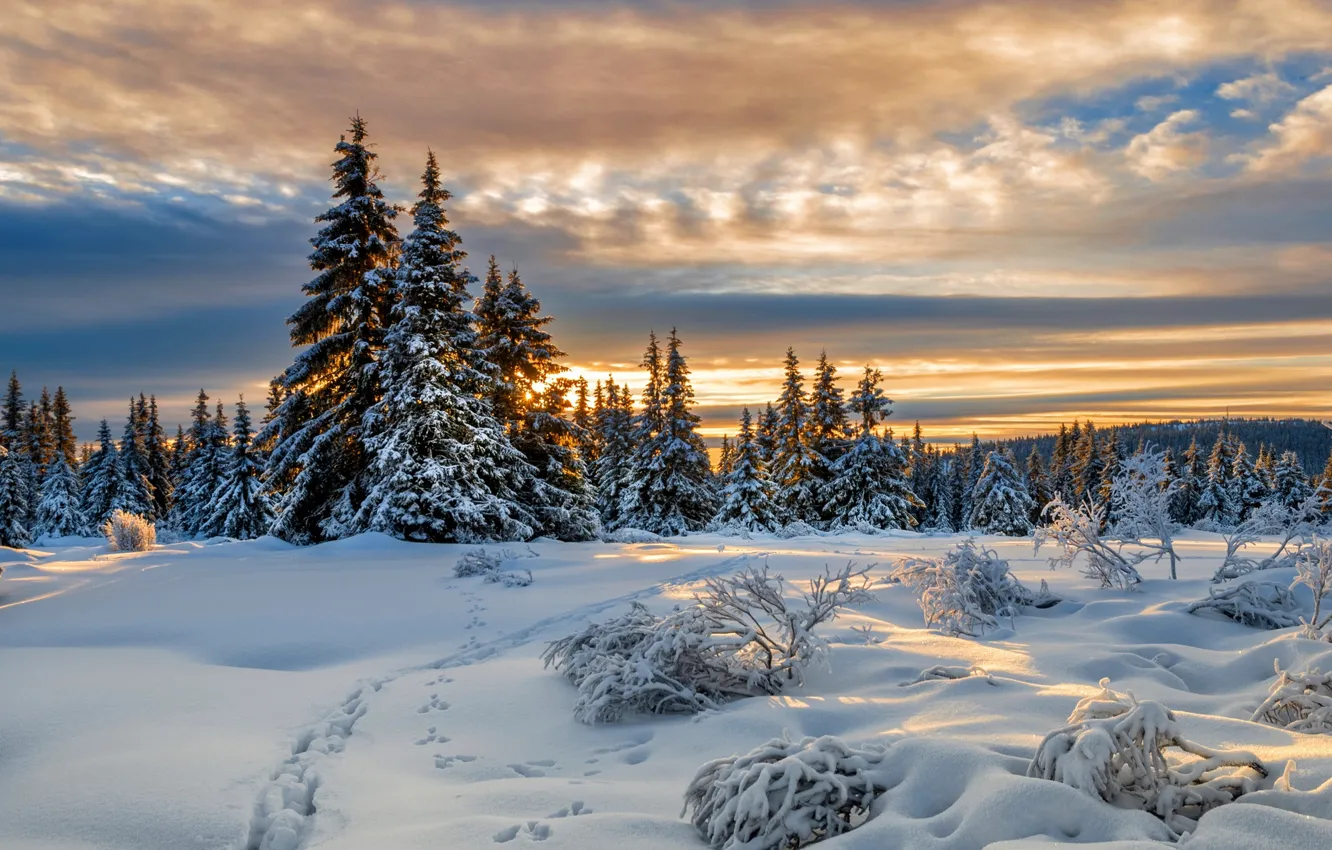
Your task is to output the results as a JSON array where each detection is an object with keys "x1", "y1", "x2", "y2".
[
  {"x1": 1135, "y1": 93, "x2": 1179, "y2": 112},
  {"x1": 1242, "y1": 84, "x2": 1332, "y2": 173},
  {"x1": 1125, "y1": 110, "x2": 1209, "y2": 179},
  {"x1": 1216, "y1": 69, "x2": 1296, "y2": 104}
]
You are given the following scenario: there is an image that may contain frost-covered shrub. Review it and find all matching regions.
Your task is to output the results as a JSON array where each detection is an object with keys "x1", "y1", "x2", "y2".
[
  {"x1": 1036, "y1": 497, "x2": 1143, "y2": 589},
  {"x1": 1212, "y1": 494, "x2": 1325, "y2": 582},
  {"x1": 682, "y1": 734, "x2": 889, "y2": 850},
  {"x1": 102, "y1": 510, "x2": 156, "y2": 552},
  {"x1": 1029, "y1": 679, "x2": 1268, "y2": 837},
  {"x1": 453, "y1": 548, "x2": 533, "y2": 586},
  {"x1": 900, "y1": 664, "x2": 996, "y2": 686},
  {"x1": 1186, "y1": 581, "x2": 1304, "y2": 630},
  {"x1": 1294, "y1": 538, "x2": 1332, "y2": 640},
  {"x1": 542, "y1": 563, "x2": 874, "y2": 723},
  {"x1": 1252, "y1": 660, "x2": 1332, "y2": 733},
  {"x1": 603, "y1": 527, "x2": 662, "y2": 544},
  {"x1": 890, "y1": 539, "x2": 1055, "y2": 637},
  {"x1": 775, "y1": 521, "x2": 823, "y2": 539}
]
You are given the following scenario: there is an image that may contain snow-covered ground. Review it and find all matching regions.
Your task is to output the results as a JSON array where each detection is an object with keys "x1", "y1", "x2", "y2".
[{"x1": 2, "y1": 531, "x2": 1331, "y2": 849}]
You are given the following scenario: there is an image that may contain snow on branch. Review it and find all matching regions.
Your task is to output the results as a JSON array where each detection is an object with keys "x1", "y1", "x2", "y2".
[
  {"x1": 542, "y1": 562, "x2": 874, "y2": 723},
  {"x1": 1186, "y1": 581, "x2": 1304, "y2": 630},
  {"x1": 1212, "y1": 493, "x2": 1325, "y2": 583},
  {"x1": 453, "y1": 547, "x2": 534, "y2": 587},
  {"x1": 1107, "y1": 449, "x2": 1181, "y2": 579},
  {"x1": 1293, "y1": 538, "x2": 1332, "y2": 641},
  {"x1": 682, "y1": 734, "x2": 889, "y2": 850},
  {"x1": 1035, "y1": 497, "x2": 1144, "y2": 589},
  {"x1": 890, "y1": 538, "x2": 1056, "y2": 637},
  {"x1": 1252, "y1": 660, "x2": 1332, "y2": 734},
  {"x1": 1029, "y1": 679, "x2": 1268, "y2": 838}
]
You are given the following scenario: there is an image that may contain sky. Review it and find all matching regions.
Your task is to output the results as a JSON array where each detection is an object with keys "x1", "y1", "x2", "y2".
[{"x1": 3, "y1": 0, "x2": 1332, "y2": 443}]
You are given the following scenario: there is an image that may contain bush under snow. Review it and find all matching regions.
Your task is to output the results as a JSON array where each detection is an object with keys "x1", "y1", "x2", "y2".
[
  {"x1": 682, "y1": 734, "x2": 889, "y2": 850},
  {"x1": 1252, "y1": 660, "x2": 1332, "y2": 734},
  {"x1": 102, "y1": 510, "x2": 156, "y2": 552},
  {"x1": 453, "y1": 548, "x2": 533, "y2": 587},
  {"x1": 542, "y1": 563, "x2": 874, "y2": 723},
  {"x1": 890, "y1": 539, "x2": 1056, "y2": 637},
  {"x1": 1028, "y1": 678, "x2": 1268, "y2": 838},
  {"x1": 1186, "y1": 581, "x2": 1304, "y2": 630}
]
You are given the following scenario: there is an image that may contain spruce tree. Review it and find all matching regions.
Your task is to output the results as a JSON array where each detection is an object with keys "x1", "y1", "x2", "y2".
[
  {"x1": 512, "y1": 379, "x2": 601, "y2": 541},
  {"x1": 1073, "y1": 421, "x2": 1103, "y2": 504},
  {"x1": 619, "y1": 331, "x2": 666, "y2": 529},
  {"x1": 1198, "y1": 431, "x2": 1237, "y2": 526},
  {"x1": 947, "y1": 446, "x2": 968, "y2": 531},
  {"x1": 619, "y1": 329, "x2": 714, "y2": 535},
  {"x1": 970, "y1": 449, "x2": 1035, "y2": 536},
  {"x1": 714, "y1": 407, "x2": 780, "y2": 532},
  {"x1": 111, "y1": 398, "x2": 155, "y2": 518},
  {"x1": 755, "y1": 402, "x2": 779, "y2": 468},
  {"x1": 717, "y1": 436, "x2": 734, "y2": 478},
  {"x1": 822, "y1": 366, "x2": 919, "y2": 531},
  {"x1": 807, "y1": 351, "x2": 850, "y2": 477},
  {"x1": 907, "y1": 421, "x2": 931, "y2": 526},
  {"x1": 51, "y1": 387, "x2": 77, "y2": 467},
  {"x1": 1174, "y1": 438, "x2": 1206, "y2": 526},
  {"x1": 1273, "y1": 450, "x2": 1313, "y2": 512},
  {"x1": 927, "y1": 454, "x2": 957, "y2": 532},
  {"x1": 2, "y1": 371, "x2": 22, "y2": 450},
  {"x1": 80, "y1": 420, "x2": 119, "y2": 530},
  {"x1": 1050, "y1": 423, "x2": 1074, "y2": 503},
  {"x1": 1230, "y1": 442, "x2": 1267, "y2": 522},
  {"x1": 1097, "y1": 428, "x2": 1126, "y2": 523},
  {"x1": 1025, "y1": 445, "x2": 1051, "y2": 525},
  {"x1": 475, "y1": 258, "x2": 565, "y2": 428},
  {"x1": 961, "y1": 434, "x2": 983, "y2": 528},
  {"x1": 34, "y1": 449, "x2": 86, "y2": 538},
  {"x1": 594, "y1": 379, "x2": 635, "y2": 530},
  {"x1": 355, "y1": 152, "x2": 536, "y2": 543},
  {"x1": 770, "y1": 348, "x2": 821, "y2": 524},
  {"x1": 201, "y1": 398, "x2": 274, "y2": 540},
  {"x1": 145, "y1": 396, "x2": 172, "y2": 520},
  {"x1": 0, "y1": 445, "x2": 30, "y2": 548},
  {"x1": 262, "y1": 115, "x2": 401, "y2": 543},
  {"x1": 572, "y1": 376, "x2": 597, "y2": 466}
]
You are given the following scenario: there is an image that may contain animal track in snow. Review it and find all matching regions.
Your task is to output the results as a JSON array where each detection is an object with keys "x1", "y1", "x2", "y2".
[
  {"x1": 415, "y1": 726, "x2": 450, "y2": 746},
  {"x1": 418, "y1": 693, "x2": 450, "y2": 713},
  {"x1": 508, "y1": 759, "x2": 557, "y2": 778},
  {"x1": 493, "y1": 820, "x2": 551, "y2": 843},
  {"x1": 434, "y1": 754, "x2": 478, "y2": 769},
  {"x1": 547, "y1": 800, "x2": 591, "y2": 818}
]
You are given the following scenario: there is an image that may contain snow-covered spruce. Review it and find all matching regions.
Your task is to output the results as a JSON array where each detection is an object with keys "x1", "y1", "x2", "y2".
[
  {"x1": 682, "y1": 734, "x2": 889, "y2": 850},
  {"x1": 1186, "y1": 581, "x2": 1303, "y2": 630},
  {"x1": 33, "y1": 449, "x2": 85, "y2": 538},
  {"x1": 890, "y1": 538, "x2": 1055, "y2": 637},
  {"x1": 1028, "y1": 679, "x2": 1268, "y2": 838},
  {"x1": 1252, "y1": 660, "x2": 1332, "y2": 734},
  {"x1": 712, "y1": 407, "x2": 781, "y2": 533},
  {"x1": 541, "y1": 563, "x2": 874, "y2": 723},
  {"x1": 968, "y1": 449, "x2": 1035, "y2": 536},
  {"x1": 102, "y1": 509, "x2": 156, "y2": 552},
  {"x1": 200, "y1": 398, "x2": 273, "y2": 540},
  {"x1": 354, "y1": 155, "x2": 537, "y2": 544},
  {"x1": 0, "y1": 444, "x2": 31, "y2": 548},
  {"x1": 821, "y1": 366, "x2": 919, "y2": 531},
  {"x1": 453, "y1": 548, "x2": 534, "y2": 587}
]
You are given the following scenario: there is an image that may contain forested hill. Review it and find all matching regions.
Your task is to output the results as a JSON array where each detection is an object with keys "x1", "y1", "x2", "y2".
[{"x1": 987, "y1": 418, "x2": 1332, "y2": 475}]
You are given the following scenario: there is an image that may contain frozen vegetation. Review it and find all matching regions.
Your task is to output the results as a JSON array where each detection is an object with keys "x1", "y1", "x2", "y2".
[{"x1": 3, "y1": 529, "x2": 1332, "y2": 849}]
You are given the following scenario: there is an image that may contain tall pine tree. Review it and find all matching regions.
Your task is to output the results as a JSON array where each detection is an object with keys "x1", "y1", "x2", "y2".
[
  {"x1": 0, "y1": 445, "x2": 30, "y2": 548},
  {"x1": 262, "y1": 116, "x2": 401, "y2": 543},
  {"x1": 770, "y1": 349, "x2": 821, "y2": 524},
  {"x1": 713, "y1": 407, "x2": 780, "y2": 532},
  {"x1": 355, "y1": 153, "x2": 536, "y2": 543},
  {"x1": 822, "y1": 366, "x2": 919, "y2": 531},
  {"x1": 970, "y1": 449, "x2": 1035, "y2": 536},
  {"x1": 34, "y1": 448, "x2": 86, "y2": 538},
  {"x1": 80, "y1": 420, "x2": 119, "y2": 530},
  {"x1": 201, "y1": 398, "x2": 274, "y2": 540}
]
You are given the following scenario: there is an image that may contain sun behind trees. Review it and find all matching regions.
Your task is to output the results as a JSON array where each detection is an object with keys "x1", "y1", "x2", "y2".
[{"x1": 2, "y1": 116, "x2": 1332, "y2": 549}]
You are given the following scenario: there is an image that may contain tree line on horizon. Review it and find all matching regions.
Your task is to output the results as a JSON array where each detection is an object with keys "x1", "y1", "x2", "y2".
[{"x1": 2, "y1": 116, "x2": 1331, "y2": 548}]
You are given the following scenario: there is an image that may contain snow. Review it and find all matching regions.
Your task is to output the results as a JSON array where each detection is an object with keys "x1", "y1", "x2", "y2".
[{"x1": 2, "y1": 530, "x2": 1332, "y2": 849}]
